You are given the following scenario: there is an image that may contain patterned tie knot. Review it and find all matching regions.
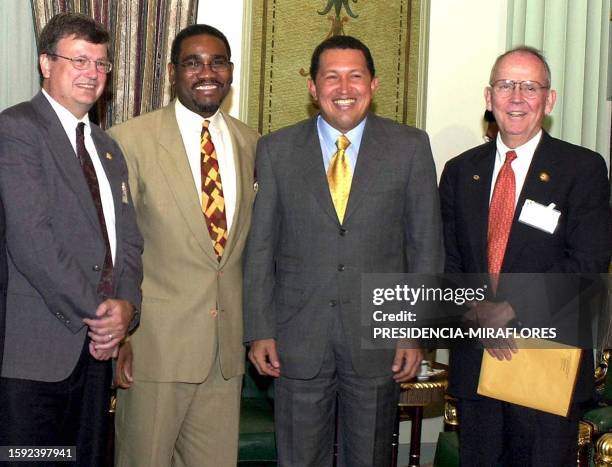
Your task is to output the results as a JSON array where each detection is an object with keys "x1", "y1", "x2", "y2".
[
  {"x1": 336, "y1": 135, "x2": 351, "y2": 152},
  {"x1": 505, "y1": 150, "x2": 517, "y2": 164},
  {"x1": 203, "y1": 119, "x2": 211, "y2": 130}
]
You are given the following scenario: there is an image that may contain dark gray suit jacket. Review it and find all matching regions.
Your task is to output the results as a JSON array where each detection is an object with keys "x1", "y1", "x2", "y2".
[
  {"x1": 243, "y1": 113, "x2": 443, "y2": 379},
  {"x1": 0, "y1": 92, "x2": 143, "y2": 382}
]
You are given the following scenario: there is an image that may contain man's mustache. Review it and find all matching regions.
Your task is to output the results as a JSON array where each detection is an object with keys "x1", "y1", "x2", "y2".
[{"x1": 192, "y1": 80, "x2": 223, "y2": 89}]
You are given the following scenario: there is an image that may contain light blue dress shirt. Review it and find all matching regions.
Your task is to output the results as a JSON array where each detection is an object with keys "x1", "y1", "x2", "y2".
[{"x1": 316, "y1": 115, "x2": 367, "y2": 173}]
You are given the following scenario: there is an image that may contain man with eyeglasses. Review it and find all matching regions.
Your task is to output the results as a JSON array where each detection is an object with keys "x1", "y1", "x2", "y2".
[
  {"x1": 0, "y1": 12, "x2": 143, "y2": 466},
  {"x1": 440, "y1": 47, "x2": 611, "y2": 466},
  {"x1": 108, "y1": 24, "x2": 258, "y2": 466}
]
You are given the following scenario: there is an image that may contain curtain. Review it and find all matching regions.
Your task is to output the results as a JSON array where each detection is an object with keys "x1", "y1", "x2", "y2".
[
  {"x1": 31, "y1": 0, "x2": 199, "y2": 128},
  {"x1": 0, "y1": 1, "x2": 39, "y2": 112},
  {"x1": 507, "y1": 0, "x2": 610, "y2": 158}
]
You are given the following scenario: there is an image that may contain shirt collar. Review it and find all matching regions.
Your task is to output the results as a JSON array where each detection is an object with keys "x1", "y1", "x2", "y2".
[
  {"x1": 495, "y1": 130, "x2": 542, "y2": 162},
  {"x1": 317, "y1": 115, "x2": 367, "y2": 154},
  {"x1": 175, "y1": 98, "x2": 224, "y2": 133}
]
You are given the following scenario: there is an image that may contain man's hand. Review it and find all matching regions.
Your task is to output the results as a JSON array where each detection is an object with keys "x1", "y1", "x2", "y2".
[
  {"x1": 114, "y1": 341, "x2": 134, "y2": 389},
  {"x1": 84, "y1": 299, "x2": 134, "y2": 351},
  {"x1": 88, "y1": 340, "x2": 119, "y2": 361},
  {"x1": 465, "y1": 300, "x2": 518, "y2": 361},
  {"x1": 392, "y1": 347, "x2": 423, "y2": 382},
  {"x1": 249, "y1": 339, "x2": 281, "y2": 377}
]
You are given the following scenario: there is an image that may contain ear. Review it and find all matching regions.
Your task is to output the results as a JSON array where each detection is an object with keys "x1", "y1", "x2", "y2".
[
  {"x1": 370, "y1": 76, "x2": 380, "y2": 94},
  {"x1": 307, "y1": 78, "x2": 317, "y2": 101},
  {"x1": 544, "y1": 89, "x2": 556, "y2": 115},
  {"x1": 168, "y1": 62, "x2": 176, "y2": 86},
  {"x1": 227, "y1": 62, "x2": 234, "y2": 86},
  {"x1": 39, "y1": 54, "x2": 52, "y2": 79},
  {"x1": 484, "y1": 86, "x2": 493, "y2": 111}
]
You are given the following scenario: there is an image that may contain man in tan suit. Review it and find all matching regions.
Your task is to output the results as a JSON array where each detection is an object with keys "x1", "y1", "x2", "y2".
[{"x1": 108, "y1": 24, "x2": 258, "y2": 466}]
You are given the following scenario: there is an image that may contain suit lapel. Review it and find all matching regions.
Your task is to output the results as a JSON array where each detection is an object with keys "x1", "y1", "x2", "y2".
[
  {"x1": 91, "y1": 126, "x2": 123, "y2": 265},
  {"x1": 502, "y1": 133, "x2": 556, "y2": 272},
  {"x1": 467, "y1": 143, "x2": 496, "y2": 272},
  {"x1": 343, "y1": 114, "x2": 383, "y2": 223},
  {"x1": 219, "y1": 111, "x2": 249, "y2": 267},
  {"x1": 32, "y1": 93, "x2": 100, "y2": 235},
  {"x1": 296, "y1": 117, "x2": 339, "y2": 223},
  {"x1": 156, "y1": 103, "x2": 219, "y2": 264}
]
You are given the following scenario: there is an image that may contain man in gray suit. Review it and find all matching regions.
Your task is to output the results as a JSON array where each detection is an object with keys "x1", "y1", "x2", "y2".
[
  {"x1": 243, "y1": 35, "x2": 443, "y2": 466},
  {"x1": 0, "y1": 13, "x2": 142, "y2": 466}
]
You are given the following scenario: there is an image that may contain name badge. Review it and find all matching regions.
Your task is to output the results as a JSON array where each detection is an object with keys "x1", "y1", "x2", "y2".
[{"x1": 518, "y1": 199, "x2": 560, "y2": 234}]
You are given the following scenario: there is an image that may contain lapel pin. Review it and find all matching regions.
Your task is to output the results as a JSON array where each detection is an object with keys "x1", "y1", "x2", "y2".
[
  {"x1": 539, "y1": 172, "x2": 550, "y2": 182},
  {"x1": 253, "y1": 181, "x2": 259, "y2": 193},
  {"x1": 105, "y1": 152, "x2": 113, "y2": 160},
  {"x1": 473, "y1": 175, "x2": 480, "y2": 181}
]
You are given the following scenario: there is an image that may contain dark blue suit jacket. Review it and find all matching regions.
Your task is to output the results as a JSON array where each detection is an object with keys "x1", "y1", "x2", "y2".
[{"x1": 440, "y1": 131, "x2": 611, "y2": 401}]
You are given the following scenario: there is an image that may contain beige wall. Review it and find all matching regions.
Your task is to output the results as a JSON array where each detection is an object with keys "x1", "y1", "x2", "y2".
[{"x1": 426, "y1": 0, "x2": 509, "y2": 176}]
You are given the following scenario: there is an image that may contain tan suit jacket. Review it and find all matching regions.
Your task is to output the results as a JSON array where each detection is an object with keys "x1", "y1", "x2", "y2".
[{"x1": 109, "y1": 101, "x2": 258, "y2": 382}]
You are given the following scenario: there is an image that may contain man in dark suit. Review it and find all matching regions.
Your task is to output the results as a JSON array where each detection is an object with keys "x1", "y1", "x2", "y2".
[
  {"x1": 0, "y1": 13, "x2": 143, "y2": 466},
  {"x1": 243, "y1": 35, "x2": 443, "y2": 466},
  {"x1": 440, "y1": 46, "x2": 611, "y2": 466}
]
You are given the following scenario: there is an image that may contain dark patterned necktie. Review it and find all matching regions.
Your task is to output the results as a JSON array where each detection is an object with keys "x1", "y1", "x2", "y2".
[
  {"x1": 200, "y1": 120, "x2": 228, "y2": 260},
  {"x1": 76, "y1": 122, "x2": 113, "y2": 298},
  {"x1": 487, "y1": 150, "x2": 517, "y2": 292}
]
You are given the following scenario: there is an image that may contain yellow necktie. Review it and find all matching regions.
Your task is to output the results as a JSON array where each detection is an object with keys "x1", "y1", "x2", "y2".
[{"x1": 327, "y1": 135, "x2": 352, "y2": 223}]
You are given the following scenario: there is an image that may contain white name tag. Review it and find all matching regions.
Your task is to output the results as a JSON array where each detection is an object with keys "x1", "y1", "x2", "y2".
[{"x1": 518, "y1": 199, "x2": 560, "y2": 234}]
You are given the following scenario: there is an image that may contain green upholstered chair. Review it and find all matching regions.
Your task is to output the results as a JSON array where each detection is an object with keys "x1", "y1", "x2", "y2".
[
  {"x1": 580, "y1": 349, "x2": 612, "y2": 466},
  {"x1": 238, "y1": 361, "x2": 277, "y2": 466}
]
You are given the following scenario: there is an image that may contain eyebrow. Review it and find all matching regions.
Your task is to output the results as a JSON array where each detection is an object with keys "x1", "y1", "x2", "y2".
[{"x1": 180, "y1": 54, "x2": 227, "y2": 61}]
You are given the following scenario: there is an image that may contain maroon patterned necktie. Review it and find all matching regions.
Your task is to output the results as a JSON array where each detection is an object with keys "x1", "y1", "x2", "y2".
[
  {"x1": 200, "y1": 120, "x2": 228, "y2": 261},
  {"x1": 487, "y1": 150, "x2": 517, "y2": 292},
  {"x1": 76, "y1": 122, "x2": 113, "y2": 298}
]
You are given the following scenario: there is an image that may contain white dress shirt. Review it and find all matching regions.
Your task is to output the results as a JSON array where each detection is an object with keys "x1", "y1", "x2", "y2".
[
  {"x1": 42, "y1": 89, "x2": 117, "y2": 262},
  {"x1": 175, "y1": 99, "x2": 237, "y2": 232},
  {"x1": 490, "y1": 130, "x2": 542, "y2": 206}
]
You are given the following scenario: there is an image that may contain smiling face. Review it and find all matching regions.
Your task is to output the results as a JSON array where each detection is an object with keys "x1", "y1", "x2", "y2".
[
  {"x1": 308, "y1": 48, "x2": 379, "y2": 134},
  {"x1": 168, "y1": 34, "x2": 233, "y2": 118},
  {"x1": 485, "y1": 51, "x2": 556, "y2": 148},
  {"x1": 39, "y1": 35, "x2": 108, "y2": 119}
]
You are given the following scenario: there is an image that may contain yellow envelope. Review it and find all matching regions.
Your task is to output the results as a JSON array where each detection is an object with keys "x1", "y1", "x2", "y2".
[{"x1": 477, "y1": 338, "x2": 582, "y2": 417}]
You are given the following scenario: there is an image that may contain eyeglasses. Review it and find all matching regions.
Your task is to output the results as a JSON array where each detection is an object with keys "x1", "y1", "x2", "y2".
[
  {"x1": 490, "y1": 80, "x2": 549, "y2": 98},
  {"x1": 48, "y1": 53, "x2": 113, "y2": 74},
  {"x1": 178, "y1": 58, "x2": 231, "y2": 74}
]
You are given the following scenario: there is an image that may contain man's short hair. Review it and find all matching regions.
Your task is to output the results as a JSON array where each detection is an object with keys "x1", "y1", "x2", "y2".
[
  {"x1": 38, "y1": 12, "x2": 109, "y2": 56},
  {"x1": 309, "y1": 35, "x2": 375, "y2": 79},
  {"x1": 489, "y1": 46, "x2": 552, "y2": 86},
  {"x1": 171, "y1": 24, "x2": 232, "y2": 64}
]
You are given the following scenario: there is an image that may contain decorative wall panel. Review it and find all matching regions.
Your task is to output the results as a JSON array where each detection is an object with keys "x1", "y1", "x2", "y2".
[{"x1": 247, "y1": 0, "x2": 426, "y2": 135}]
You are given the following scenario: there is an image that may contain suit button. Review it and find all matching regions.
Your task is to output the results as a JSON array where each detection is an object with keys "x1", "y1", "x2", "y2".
[
  {"x1": 209, "y1": 309, "x2": 218, "y2": 317},
  {"x1": 92, "y1": 265, "x2": 101, "y2": 271},
  {"x1": 65, "y1": 319, "x2": 71, "y2": 324},
  {"x1": 329, "y1": 300, "x2": 337, "y2": 307},
  {"x1": 337, "y1": 264, "x2": 345, "y2": 271},
  {"x1": 339, "y1": 228, "x2": 347, "y2": 236}
]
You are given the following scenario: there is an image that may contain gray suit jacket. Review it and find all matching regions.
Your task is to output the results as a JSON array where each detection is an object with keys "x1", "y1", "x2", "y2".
[
  {"x1": 0, "y1": 92, "x2": 143, "y2": 382},
  {"x1": 243, "y1": 113, "x2": 443, "y2": 379}
]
